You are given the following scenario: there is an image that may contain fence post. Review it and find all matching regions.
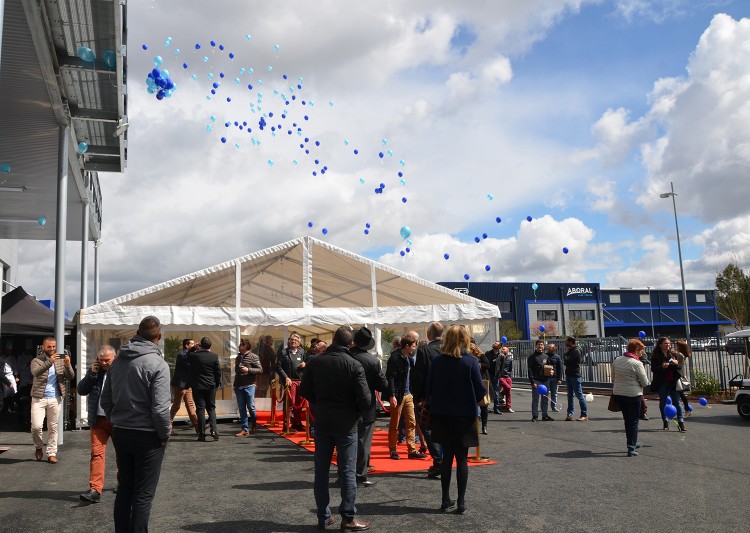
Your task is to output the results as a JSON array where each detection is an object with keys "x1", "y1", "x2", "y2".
[{"x1": 717, "y1": 338, "x2": 726, "y2": 391}]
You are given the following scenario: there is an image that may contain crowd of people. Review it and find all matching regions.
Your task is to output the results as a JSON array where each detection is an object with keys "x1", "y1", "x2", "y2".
[{"x1": 1, "y1": 320, "x2": 700, "y2": 531}]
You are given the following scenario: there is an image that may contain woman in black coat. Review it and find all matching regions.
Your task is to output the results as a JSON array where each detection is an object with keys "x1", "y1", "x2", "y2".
[
  {"x1": 426, "y1": 326, "x2": 487, "y2": 515},
  {"x1": 650, "y1": 337, "x2": 686, "y2": 431},
  {"x1": 471, "y1": 343, "x2": 491, "y2": 435}
]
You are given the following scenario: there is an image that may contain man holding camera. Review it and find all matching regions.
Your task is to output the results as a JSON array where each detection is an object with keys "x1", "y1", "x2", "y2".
[
  {"x1": 30, "y1": 337, "x2": 75, "y2": 463},
  {"x1": 78, "y1": 345, "x2": 118, "y2": 503}
]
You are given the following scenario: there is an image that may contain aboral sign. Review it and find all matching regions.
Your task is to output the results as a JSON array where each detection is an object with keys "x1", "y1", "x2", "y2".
[{"x1": 566, "y1": 287, "x2": 594, "y2": 298}]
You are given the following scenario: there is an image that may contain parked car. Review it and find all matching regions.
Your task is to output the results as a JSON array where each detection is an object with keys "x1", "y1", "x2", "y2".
[
  {"x1": 724, "y1": 338, "x2": 749, "y2": 355},
  {"x1": 582, "y1": 340, "x2": 623, "y2": 366}
]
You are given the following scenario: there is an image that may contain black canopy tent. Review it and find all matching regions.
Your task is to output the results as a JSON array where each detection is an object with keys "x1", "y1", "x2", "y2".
[{"x1": 1, "y1": 286, "x2": 73, "y2": 336}]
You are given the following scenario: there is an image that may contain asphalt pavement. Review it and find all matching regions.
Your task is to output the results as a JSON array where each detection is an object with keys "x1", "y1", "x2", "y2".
[{"x1": 1, "y1": 391, "x2": 749, "y2": 533}]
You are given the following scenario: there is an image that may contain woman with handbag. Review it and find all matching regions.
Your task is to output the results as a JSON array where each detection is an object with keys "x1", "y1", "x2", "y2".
[
  {"x1": 612, "y1": 339, "x2": 651, "y2": 457},
  {"x1": 470, "y1": 342, "x2": 491, "y2": 435},
  {"x1": 650, "y1": 337, "x2": 687, "y2": 431},
  {"x1": 426, "y1": 326, "x2": 487, "y2": 515}
]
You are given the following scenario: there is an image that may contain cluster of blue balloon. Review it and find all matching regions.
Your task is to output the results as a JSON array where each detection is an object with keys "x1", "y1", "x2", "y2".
[
  {"x1": 77, "y1": 46, "x2": 116, "y2": 70},
  {"x1": 145, "y1": 55, "x2": 177, "y2": 100}
]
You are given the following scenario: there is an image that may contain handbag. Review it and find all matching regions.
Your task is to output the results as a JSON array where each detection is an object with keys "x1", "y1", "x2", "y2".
[
  {"x1": 543, "y1": 364, "x2": 555, "y2": 377},
  {"x1": 417, "y1": 400, "x2": 432, "y2": 431},
  {"x1": 478, "y1": 379, "x2": 491, "y2": 407},
  {"x1": 608, "y1": 395, "x2": 621, "y2": 412},
  {"x1": 676, "y1": 376, "x2": 690, "y2": 392}
]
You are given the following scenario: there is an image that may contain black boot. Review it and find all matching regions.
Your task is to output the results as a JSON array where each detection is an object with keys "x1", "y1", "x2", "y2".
[
  {"x1": 663, "y1": 420, "x2": 669, "y2": 431},
  {"x1": 677, "y1": 421, "x2": 686, "y2": 432},
  {"x1": 481, "y1": 425, "x2": 487, "y2": 435}
]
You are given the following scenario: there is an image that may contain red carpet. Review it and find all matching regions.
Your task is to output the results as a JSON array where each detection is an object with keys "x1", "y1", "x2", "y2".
[{"x1": 254, "y1": 411, "x2": 498, "y2": 474}]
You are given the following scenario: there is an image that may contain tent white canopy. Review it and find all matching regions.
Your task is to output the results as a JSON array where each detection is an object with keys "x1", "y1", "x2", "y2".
[
  {"x1": 78, "y1": 236, "x2": 500, "y2": 335},
  {"x1": 76, "y1": 236, "x2": 500, "y2": 424}
]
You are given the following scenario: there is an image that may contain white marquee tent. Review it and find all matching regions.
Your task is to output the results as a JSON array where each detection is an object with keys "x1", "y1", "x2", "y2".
[{"x1": 76, "y1": 236, "x2": 500, "y2": 423}]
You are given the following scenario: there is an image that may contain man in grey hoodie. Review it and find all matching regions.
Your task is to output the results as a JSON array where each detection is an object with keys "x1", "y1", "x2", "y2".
[{"x1": 101, "y1": 315, "x2": 171, "y2": 533}]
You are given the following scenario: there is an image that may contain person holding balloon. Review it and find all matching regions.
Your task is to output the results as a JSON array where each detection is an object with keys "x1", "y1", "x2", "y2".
[
  {"x1": 527, "y1": 340, "x2": 553, "y2": 421},
  {"x1": 612, "y1": 339, "x2": 651, "y2": 457},
  {"x1": 496, "y1": 346, "x2": 514, "y2": 413},
  {"x1": 650, "y1": 337, "x2": 687, "y2": 432}
]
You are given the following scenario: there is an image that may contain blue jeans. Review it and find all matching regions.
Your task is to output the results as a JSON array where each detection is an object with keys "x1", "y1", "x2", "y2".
[
  {"x1": 658, "y1": 382, "x2": 684, "y2": 423},
  {"x1": 492, "y1": 378, "x2": 501, "y2": 411},
  {"x1": 235, "y1": 385, "x2": 256, "y2": 432},
  {"x1": 566, "y1": 376, "x2": 588, "y2": 417},
  {"x1": 112, "y1": 427, "x2": 166, "y2": 533},
  {"x1": 547, "y1": 378, "x2": 560, "y2": 410},
  {"x1": 314, "y1": 429, "x2": 358, "y2": 523},
  {"x1": 531, "y1": 380, "x2": 549, "y2": 418}
]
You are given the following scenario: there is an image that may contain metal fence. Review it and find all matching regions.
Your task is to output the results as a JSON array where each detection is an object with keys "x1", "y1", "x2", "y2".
[{"x1": 504, "y1": 336, "x2": 749, "y2": 391}]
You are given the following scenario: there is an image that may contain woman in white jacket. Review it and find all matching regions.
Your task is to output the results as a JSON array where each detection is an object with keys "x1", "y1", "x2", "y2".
[{"x1": 612, "y1": 339, "x2": 650, "y2": 457}]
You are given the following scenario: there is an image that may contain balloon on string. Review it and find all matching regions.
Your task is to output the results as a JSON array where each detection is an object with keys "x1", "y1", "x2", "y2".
[
  {"x1": 77, "y1": 142, "x2": 88, "y2": 154},
  {"x1": 687, "y1": 405, "x2": 693, "y2": 412},
  {"x1": 464, "y1": 274, "x2": 470, "y2": 280},
  {"x1": 322, "y1": 228, "x2": 328, "y2": 235},
  {"x1": 102, "y1": 49, "x2": 116, "y2": 70},
  {"x1": 153, "y1": 55, "x2": 163, "y2": 67},
  {"x1": 531, "y1": 283, "x2": 539, "y2": 291},
  {"x1": 307, "y1": 222, "x2": 313, "y2": 228},
  {"x1": 496, "y1": 217, "x2": 502, "y2": 223},
  {"x1": 443, "y1": 253, "x2": 450, "y2": 260},
  {"x1": 664, "y1": 404, "x2": 677, "y2": 419},
  {"x1": 485, "y1": 265, "x2": 491, "y2": 271},
  {"x1": 539, "y1": 325, "x2": 546, "y2": 333},
  {"x1": 37, "y1": 216, "x2": 47, "y2": 226},
  {"x1": 500, "y1": 336, "x2": 508, "y2": 343},
  {"x1": 399, "y1": 226, "x2": 412, "y2": 239},
  {"x1": 400, "y1": 251, "x2": 405, "y2": 257},
  {"x1": 698, "y1": 397, "x2": 708, "y2": 406},
  {"x1": 526, "y1": 216, "x2": 533, "y2": 222},
  {"x1": 487, "y1": 194, "x2": 494, "y2": 201},
  {"x1": 562, "y1": 247, "x2": 569, "y2": 254},
  {"x1": 537, "y1": 384, "x2": 548, "y2": 395},
  {"x1": 666, "y1": 396, "x2": 672, "y2": 405},
  {"x1": 77, "y1": 46, "x2": 95, "y2": 63},
  {"x1": 0, "y1": 163, "x2": 12, "y2": 173},
  {"x1": 638, "y1": 331, "x2": 646, "y2": 339}
]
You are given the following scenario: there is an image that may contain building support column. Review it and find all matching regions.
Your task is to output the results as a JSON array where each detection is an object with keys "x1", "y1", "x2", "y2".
[{"x1": 55, "y1": 125, "x2": 69, "y2": 444}]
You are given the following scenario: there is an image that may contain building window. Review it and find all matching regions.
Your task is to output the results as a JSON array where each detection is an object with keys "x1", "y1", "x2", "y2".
[
  {"x1": 537, "y1": 310, "x2": 558, "y2": 321},
  {"x1": 609, "y1": 294, "x2": 621, "y2": 304},
  {"x1": 570, "y1": 309, "x2": 595, "y2": 321},
  {"x1": 668, "y1": 294, "x2": 679, "y2": 303},
  {"x1": 639, "y1": 294, "x2": 650, "y2": 303},
  {"x1": 696, "y1": 294, "x2": 706, "y2": 303},
  {"x1": 495, "y1": 301, "x2": 511, "y2": 313}
]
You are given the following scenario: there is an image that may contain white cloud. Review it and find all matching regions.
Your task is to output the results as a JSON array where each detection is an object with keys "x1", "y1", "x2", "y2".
[
  {"x1": 586, "y1": 179, "x2": 616, "y2": 212},
  {"x1": 614, "y1": 0, "x2": 691, "y2": 24}
]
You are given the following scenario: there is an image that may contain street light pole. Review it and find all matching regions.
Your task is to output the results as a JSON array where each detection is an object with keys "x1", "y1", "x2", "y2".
[{"x1": 660, "y1": 182, "x2": 691, "y2": 347}]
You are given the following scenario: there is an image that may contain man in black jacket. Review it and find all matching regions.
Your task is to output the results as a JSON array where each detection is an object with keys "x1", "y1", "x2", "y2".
[
  {"x1": 385, "y1": 334, "x2": 425, "y2": 460},
  {"x1": 527, "y1": 340, "x2": 552, "y2": 421},
  {"x1": 78, "y1": 345, "x2": 117, "y2": 503},
  {"x1": 349, "y1": 327, "x2": 388, "y2": 487},
  {"x1": 299, "y1": 326, "x2": 371, "y2": 531},
  {"x1": 563, "y1": 336, "x2": 588, "y2": 421},
  {"x1": 411, "y1": 322, "x2": 443, "y2": 477},
  {"x1": 188, "y1": 337, "x2": 222, "y2": 441},
  {"x1": 169, "y1": 338, "x2": 199, "y2": 435},
  {"x1": 485, "y1": 341, "x2": 502, "y2": 413}
]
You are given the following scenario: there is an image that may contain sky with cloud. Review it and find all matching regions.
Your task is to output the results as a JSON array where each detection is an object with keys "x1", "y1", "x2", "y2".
[{"x1": 14, "y1": 0, "x2": 750, "y2": 313}]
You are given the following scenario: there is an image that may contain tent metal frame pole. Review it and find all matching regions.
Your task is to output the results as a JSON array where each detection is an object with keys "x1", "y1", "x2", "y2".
[
  {"x1": 55, "y1": 125, "x2": 69, "y2": 445},
  {"x1": 0, "y1": 0, "x2": 5, "y2": 345}
]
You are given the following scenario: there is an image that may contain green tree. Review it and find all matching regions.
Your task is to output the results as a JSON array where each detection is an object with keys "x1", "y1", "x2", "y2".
[
  {"x1": 567, "y1": 316, "x2": 588, "y2": 338},
  {"x1": 498, "y1": 320, "x2": 522, "y2": 341},
  {"x1": 715, "y1": 263, "x2": 750, "y2": 329}
]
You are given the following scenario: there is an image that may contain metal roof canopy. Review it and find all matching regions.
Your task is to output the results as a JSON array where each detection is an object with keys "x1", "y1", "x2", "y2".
[{"x1": 0, "y1": 0, "x2": 128, "y2": 241}]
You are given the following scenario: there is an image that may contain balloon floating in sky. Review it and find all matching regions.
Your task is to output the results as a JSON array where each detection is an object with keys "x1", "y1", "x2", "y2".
[
  {"x1": 443, "y1": 253, "x2": 450, "y2": 260},
  {"x1": 322, "y1": 228, "x2": 328, "y2": 235},
  {"x1": 37, "y1": 216, "x2": 47, "y2": 226},
  {"x1": 307, "y1": 221, "x2": 313, "y2": 228},
  {"x1": 664, "y1": 404, "x2": 677, "y2": 419},
  {"x1": 537, "y1": 384, "x2": 548, "y2": 395},
  {"x1": 487, "y1": 194, "x2": 494, "y2": 201},
  {"x1": 464, "y1": 274, "x2": 470, "y2": 280},
  {"x1": 485, "y1": 265, "x2": 491, "y2": 271},
  {"x1": 496, "y1": 217, "x2": 502, "y2": 223},
  {"x1": 638, "y1": 331, "x2": 646, "y2": 339},
  {"x1": 531, "y1": 283, "x2": 539, "y2": 291},
  {"x1": 399, "y1": 226, "x2": 412, "y2": 239},
  {"x1": 562, "y1": 247, "x2": 569, "y2": 254},
  {"x1": 526, "y1": 216, "x2": 533, "y2": 222}
]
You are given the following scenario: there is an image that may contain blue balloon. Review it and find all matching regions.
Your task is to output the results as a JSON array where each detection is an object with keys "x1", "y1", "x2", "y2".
[
  {"x1": 531, "y1": 283, "x2": 539, "y2": 291},
  {"x1": 496, "y1": 217, "x2": 502, "y2": 223},
  {"x1": 500, "y1": 336, "x2": 508, "y2": 343},
  {"x1": 443, "y1": 253, "x2": 450, "y2": 260},
  {"x1": 562, "y1": 247, "x2": 569, "y2": 254},
  {"x1": 664, "y1": 404, "x2": 677, "y2": 419},
  {"x1": 0, "y1": 162, "x2": 12, "y2": 173},
  {"x1": 485, "y1": 265, "x2": 491, "y2": 271},
  {"x1": 638, "y1": 331, "x2": 646, "y2": 339},
  {"x1": 153, "y1": 55, "x2": 163, "y2": 67},
  {"x1": 400, "y1": 251, "x2": 406, "y2": 257},
  {"x1": 526, "y1": 215, "x2": 533, "y2": 222},
  {"x1": 687, "y1": 405, "x2": 693, "y2": 412},
  {"x1": 322, "y1": 228, "x2": 328, "y2": 235},
  {"x1": 77, "y1": 142, "x2": 88, "y2": 154},
  {"x1": 102, "y1": 49, "x2": 116, "y2": 69},
  {"x1": 666, "y1": 396, "x2": 672, "y2": 405},
  {"x1": 539, "y1": 325, "x2": 546, "y2": 332},
  {"x1": 537, "y1": 384, "x2": 548, "y2": 395},
  {"x1": 474, "y1": 237, "x2": 480, "y2": 243},
  {"x1": 399, "y1": 226, "x2": 412, "y2": 239},
  {"x1": 38, "y1": 216, "x2": 47, "y2": 226},
  {"x1": 307, "y1": 221, "x2": 313, "y2": 228},
  {"x1": 156, "y1": 90, "x2": 166, "y2": 100},
  {"x1": 463, "y1": 274, "x2": 470, "y2": 280},
  {"x1": 77, "y1": 46, "x2": 95, "y2": 63},
  {"x1": 151, "y1": 68, "x2": 161, "y2": 78},
  {"x1": 699, "y1": 397, "x2": 708, "y2": 406}
]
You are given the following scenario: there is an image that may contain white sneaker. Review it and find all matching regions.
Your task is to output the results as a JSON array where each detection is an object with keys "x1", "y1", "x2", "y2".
[{"x1": 506, "y1": 408, "x2": 514, "y2": 413}]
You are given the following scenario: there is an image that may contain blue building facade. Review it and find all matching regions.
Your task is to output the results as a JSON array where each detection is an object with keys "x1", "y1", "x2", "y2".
[{"x1": 438, "y1": 282, "x2": 730, "y2": 340}]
